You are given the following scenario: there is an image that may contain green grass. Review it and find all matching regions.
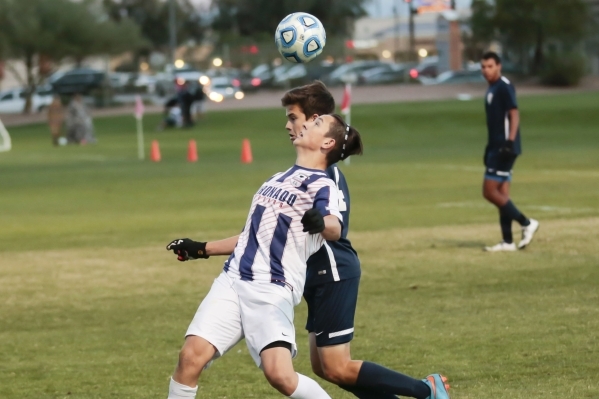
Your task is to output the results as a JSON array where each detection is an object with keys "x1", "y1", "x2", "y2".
[{"x1": 1, "y1": 92, "x2": 598, "y2": 398}]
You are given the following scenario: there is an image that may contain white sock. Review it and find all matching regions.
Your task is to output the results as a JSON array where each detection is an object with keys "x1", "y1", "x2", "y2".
[
  {"x1": 168, "y1": 377, "x2": 198, "y2": 399},
  {"x1": 289, "y1": 373, "x2": 331, "y2": 399}
]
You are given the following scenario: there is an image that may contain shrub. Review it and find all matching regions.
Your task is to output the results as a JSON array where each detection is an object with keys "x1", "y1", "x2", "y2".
[{"x1": 540, "y1": 52, "x2": 587, "y2": 86}]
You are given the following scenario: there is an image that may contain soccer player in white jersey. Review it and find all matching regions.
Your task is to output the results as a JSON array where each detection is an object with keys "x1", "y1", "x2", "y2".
[{"x1": 164, "y1": 114, "x2": 364, "y2": 399}]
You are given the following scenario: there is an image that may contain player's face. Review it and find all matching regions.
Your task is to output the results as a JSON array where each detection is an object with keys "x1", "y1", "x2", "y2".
[
  {"x1": 285, "y1": 104, "x2": 317, "y2": 142},
  {"x1": 481, "y1": 58, "x2": 501, "y2": 83},
  {"x1": 293, "y1": 115, "x2": 335, "y2": 151}
]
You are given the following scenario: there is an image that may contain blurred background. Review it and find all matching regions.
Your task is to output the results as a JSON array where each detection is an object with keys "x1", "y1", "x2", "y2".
[{"x1": 0, "y1": 0, "x2": 597, "y2": 115}]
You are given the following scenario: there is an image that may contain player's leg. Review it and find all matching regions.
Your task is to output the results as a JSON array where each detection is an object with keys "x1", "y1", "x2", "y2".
[
  {"x1": 308, "y1": 278, "x2": 433, "y2": 399},
  {"x1": 237, "y1": 280, "x2": 332, "y2": 398},
  {"x1": 168, "y1": 272, "x2": 244, "y2": 399},
  {"x1": 260, "y1": 342, "x2": 332, "y2": 398},
  {"x1": 169, "y1": 336, "x2": 217, "y2": 398}
]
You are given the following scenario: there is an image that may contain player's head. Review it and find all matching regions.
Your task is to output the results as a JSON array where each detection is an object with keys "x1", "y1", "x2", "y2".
[
  {"x1": 281, "y1": 81, "x2": 335, "y2": 142},
  {"x1": 294, "y1": 114, "x2": 363, "y2": 167},
  {"x1": 481, "y1": 51, "x2": 502, "y2": 83}
]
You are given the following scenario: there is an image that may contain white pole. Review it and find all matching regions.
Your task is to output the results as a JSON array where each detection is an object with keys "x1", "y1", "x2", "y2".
[
  {"x1": 136, "y1": 117, "x2": 144, "y2": 160},
  {"x1": 0, "y1": 118, "x2": 12, "y2": 152},
  {"x1": 344, "y1": 82, "x2": 351, "y2": 165}
]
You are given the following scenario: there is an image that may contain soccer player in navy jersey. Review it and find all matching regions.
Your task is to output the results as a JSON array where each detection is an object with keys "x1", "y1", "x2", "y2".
[
  {"x1": 165, "y1": 115, "x2": 363, "y2": 399},
  {"x1": 280, "y1": 81, "x2": 450, "y2": 399},
  {"x1": 480, "y1": 52, "x2": 539, "y2": 252}
]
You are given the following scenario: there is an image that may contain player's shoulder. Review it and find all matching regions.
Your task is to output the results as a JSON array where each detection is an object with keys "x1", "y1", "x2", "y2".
[{"x1": 500, "y1": 76, "x2": 515, "y2": 89}]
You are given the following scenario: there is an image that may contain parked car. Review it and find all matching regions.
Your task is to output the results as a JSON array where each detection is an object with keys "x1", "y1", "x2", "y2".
[
  {"x1": 422, "y1": 69, "x2": 487, "y2": 85},
  {"x1": 155, "y1": 64, "x2": 208, "y2": 97},
  {"x1": 357, "y1": 63, "x2": 409, "y2": 85},
  {"x1": 408, "y1": 57, "x2": 439, "y2": 81},
  {"x1": 322, "y1": 61, "x2": 386, "y2": 86},
  {"x1": 50, "y1": 68, "x2": 106, "y2": 95},
  {"x1": 206, "y1": 76, "x2": 244, "y2": 102},
  {"x1": 0, "y1": 86, "x2": 53, "y2": 114},
  {"x1": 207, "y1": 69, "x2": 262, "y2": 93}
]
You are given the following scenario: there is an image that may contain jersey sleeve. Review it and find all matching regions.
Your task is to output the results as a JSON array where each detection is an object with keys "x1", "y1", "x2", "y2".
[
  {"x1": 311, "y1": 179, "x2": 343, "y2": 224},
  {"x1": 503, "y1": 82, "x2": 518, "y2": 110}
]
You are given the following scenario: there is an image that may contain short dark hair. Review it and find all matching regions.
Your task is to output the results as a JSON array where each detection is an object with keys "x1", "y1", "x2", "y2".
[
  {"x1": 281, "y1": 80, "x2": 335, "y2": 118},
  {"x1": 325, "y1": 114, "x2": 363, "y2": 166},
  {"x1": 482, "y1": 51, "x2": 501, "y2": 64}
]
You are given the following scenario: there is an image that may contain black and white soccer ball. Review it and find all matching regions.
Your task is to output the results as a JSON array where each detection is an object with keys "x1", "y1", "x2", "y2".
[{"x1": 275, "y1": 12, "x2": 326, "y2": 63}]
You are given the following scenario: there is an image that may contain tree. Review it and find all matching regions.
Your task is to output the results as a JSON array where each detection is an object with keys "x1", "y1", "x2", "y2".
[
  {"x1": 469, "y1": 0, "x2": 591, "y2": 74},
  {"x1": 102, "y1": 0, "x2": 205, "y2": 51},
  {"x1": 0, "y1": 0, "x2": 145, "y2": 113},
  {"x1": 211, "y1": 0, "x2": 367, "y2": 38}
]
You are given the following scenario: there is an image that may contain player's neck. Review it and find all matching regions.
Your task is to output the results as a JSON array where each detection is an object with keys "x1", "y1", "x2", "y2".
[
  {"x1": 295, "y1": 149, "x2": 327, "y2": 171},
  {"x1": 488, "y1": 74, "x2": 501, "y2": 85}
]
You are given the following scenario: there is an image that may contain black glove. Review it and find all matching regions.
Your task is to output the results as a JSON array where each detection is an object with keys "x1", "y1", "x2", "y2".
[
  {"x1": 301, "y1": 208, "x2": 325, "y2": 234},
  {"x1": 499, "y1": 140, "x2": 515, "y2": 160},
  {"x1": 166, "y1": 238, "x2": 209, "y2": 261}
]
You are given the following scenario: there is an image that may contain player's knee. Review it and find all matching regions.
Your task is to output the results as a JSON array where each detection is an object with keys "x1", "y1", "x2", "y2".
[
  {"x1": 177, "y1": 344, "x2": 210, "y2": 374},
  {"x1": 321, "y1": 362, "x2": 354, "y2": 385},
  {"x1": 263, "y1": 368, "x2": 297, "y2": 396}
]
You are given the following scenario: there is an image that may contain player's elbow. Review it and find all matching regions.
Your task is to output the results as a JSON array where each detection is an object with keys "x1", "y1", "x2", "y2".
[{"x1": 321, "y1": 227, "x2": 341, "y2": 241}]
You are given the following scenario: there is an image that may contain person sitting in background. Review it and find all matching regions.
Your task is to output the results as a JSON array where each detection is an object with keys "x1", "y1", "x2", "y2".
[
  {"x1": 158, "y1": 97, "x2": 183, "y2": 130},
  {"x1": 66, "y1": 94, "x2": 96, "y2": 145},
  {"x1": 47, "y1": 95, "x2": 65, "y2": 146}
]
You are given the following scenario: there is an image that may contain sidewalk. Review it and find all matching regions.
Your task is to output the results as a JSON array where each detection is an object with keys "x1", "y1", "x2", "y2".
[{"x1": 2, "y1": 78, "x2": 598, "y2": 128}]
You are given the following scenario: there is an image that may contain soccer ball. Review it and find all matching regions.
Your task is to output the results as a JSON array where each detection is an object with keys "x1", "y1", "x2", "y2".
[{"x1": 275, "y1": 12, "x2": 326, "y2": 63}]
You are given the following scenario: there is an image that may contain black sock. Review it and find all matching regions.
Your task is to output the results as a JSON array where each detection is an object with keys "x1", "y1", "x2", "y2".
[
  {"x1": 500, "y1": 200, "x2": 530, "y2": 226},
  {"x1": 339, "y1": 384, "x2": 399, "y2": 399},
  {"x1": 353, "y1": 361, "x2": 431, "y2": 399},
  {"x1": 499, "y1": 209, "x2": 513, "y2": 243}
]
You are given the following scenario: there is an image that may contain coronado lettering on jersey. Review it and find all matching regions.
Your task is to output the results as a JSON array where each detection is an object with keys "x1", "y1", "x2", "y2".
[{"x1": 257, "y1": 185, "x2": 297, "y2": 206}]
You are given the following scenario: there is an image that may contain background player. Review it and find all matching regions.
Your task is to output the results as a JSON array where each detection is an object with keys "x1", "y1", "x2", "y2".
[
  {"x1": 282, "y1": 82, "x2": 449, "y2": 399},
  {"x1": 481, "y1": 52, "x2": 539, "y2": 252},
  {"x1": 165, "y1": 114, "x2": 363, "y2": 399}
]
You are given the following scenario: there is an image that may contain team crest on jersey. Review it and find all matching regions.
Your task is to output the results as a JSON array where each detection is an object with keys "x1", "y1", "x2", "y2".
[
  {"x1": 487, "y1": 92, "x2": 493, "y2": 104},
  {"x1": 290, "y1": 173, "x2": 308, "y2": 188}
]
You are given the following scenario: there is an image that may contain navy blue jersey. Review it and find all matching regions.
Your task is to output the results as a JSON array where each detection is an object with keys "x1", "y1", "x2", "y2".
[
  {"x1": 485, "y1": 76, "x2": 522, "y2": 154},
  {"x1": 305, "y1": 164, "x2": 361, "y2": 288}
]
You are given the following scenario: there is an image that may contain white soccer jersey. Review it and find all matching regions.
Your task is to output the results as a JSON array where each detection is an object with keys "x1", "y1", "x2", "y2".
[{"x1": 224, "y1": 165, "x2": 342, "y2": 305}]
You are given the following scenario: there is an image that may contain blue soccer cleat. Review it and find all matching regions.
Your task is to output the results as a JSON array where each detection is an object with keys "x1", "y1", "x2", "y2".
[{"x1": 422, "y1": 374, "x2": 450, "y2": 399}]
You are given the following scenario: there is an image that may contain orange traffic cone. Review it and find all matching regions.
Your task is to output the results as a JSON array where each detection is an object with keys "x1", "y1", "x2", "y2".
[
  {"x1": 187, "y1": 139, "x2": 198, "y2": 162},
  {"x1": 150, "y1": 140, "x2": 161, "y2": 162},
  {"x1": 241, "y1": 138, "x2": 253, "y2": 164}
]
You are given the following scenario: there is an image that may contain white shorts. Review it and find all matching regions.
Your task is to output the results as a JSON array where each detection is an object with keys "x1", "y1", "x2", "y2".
[{"x1": 186, "y1": 271, "x2": 297, "y2": 367}]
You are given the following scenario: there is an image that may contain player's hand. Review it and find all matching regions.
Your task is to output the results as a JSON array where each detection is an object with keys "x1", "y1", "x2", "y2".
[
  {"x1": 499, "y1": 140, "x2": 515, "y2": 159},
  {"x1": 166, "y1": 238, "x2": 209, "y2": 261},
  {"x1": 301, "y1": 209, "x2": 325, "y2": 234}
]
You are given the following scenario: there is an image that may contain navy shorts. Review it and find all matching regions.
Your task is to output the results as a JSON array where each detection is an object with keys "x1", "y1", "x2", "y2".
[
  {"x1": 484, "y1": 151, "x2": 518, "y2": 183},
  {"x1": 304, "y1": 277, "x2": 360, "y2": 347}
]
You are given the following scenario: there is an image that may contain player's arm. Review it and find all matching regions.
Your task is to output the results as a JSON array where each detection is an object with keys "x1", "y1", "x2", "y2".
[
  {"x1": 206, "y1": 235, "x2": 239, "y2": 256},
  {"x1": 321, "y1": 215, "x2": 342, "y2": 241},
  {"x1": 508, "y1": 108, "x2": 520, "y2": 141},
  {"x1": 500, "y1": 84, "x2": 520, "y2": 156},
  {"x1": 166, "y1": 234, "x2": 239, "y2": 262},
  {"x1": 301, "y1": 209, "x2": 341, "y2": 241}
]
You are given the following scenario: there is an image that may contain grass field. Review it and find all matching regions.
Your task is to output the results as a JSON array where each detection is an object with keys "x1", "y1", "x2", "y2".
[{"x1": 1, "y1": 91, "x2": 598, "y2": 399}]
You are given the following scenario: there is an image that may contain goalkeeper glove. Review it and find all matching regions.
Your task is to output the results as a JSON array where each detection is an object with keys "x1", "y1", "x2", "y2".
[
  {"x1": 499, "y1": 140, "x2": 515, "y2": 159},
  {"x1": 301, "y1": 208, "x2": 325, "y2": 234},
  {"x1": 166, "y1": 238, "x2": 209, "y2": 261}
]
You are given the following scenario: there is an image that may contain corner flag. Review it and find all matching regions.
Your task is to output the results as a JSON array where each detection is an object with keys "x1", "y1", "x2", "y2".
[
  {"x1": 134, "y1": 95, "x2": 145, "y2": 160},
  {"x1": 340, "y1": 83, "x2": 351, "y2": 117}
]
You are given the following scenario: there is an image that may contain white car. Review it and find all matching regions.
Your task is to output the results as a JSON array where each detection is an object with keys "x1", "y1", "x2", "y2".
[{"x1": 0, "y1": 87, "x2": 54, "y2": 114}]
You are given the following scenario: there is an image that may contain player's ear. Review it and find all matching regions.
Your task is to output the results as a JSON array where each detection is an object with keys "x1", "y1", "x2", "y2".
[
  {"x1": 322, "y1": 138, "x2": 335, "y2": 150},
  {"x1": 309, "y1": 114, "x2": 318, "y2": 121}
]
